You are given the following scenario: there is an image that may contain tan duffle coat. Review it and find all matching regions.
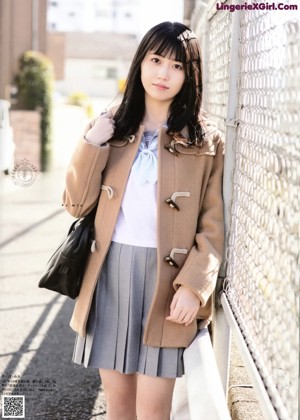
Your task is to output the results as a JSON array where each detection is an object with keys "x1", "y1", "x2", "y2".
[{"x1": 63, "y1": 115, "x2": 225, "y2": 348}]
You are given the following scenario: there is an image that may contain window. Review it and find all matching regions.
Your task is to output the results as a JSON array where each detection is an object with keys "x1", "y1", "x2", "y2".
[
  {"x1": 92, "y1": 65, "x2": 117, "y2": 80},
  {"x1": 107, "y1": 68, "x2": 117, "y2": 79}
]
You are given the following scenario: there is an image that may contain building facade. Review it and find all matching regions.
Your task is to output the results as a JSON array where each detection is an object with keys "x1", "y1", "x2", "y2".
[
  {"x1": 54, "y1": 31, "x2": 138, "y2": 97},
  {"x1": 0, "y1": 0, "x2": 48, "y2": 99},
  {"x1": 47, "y1": 0, "x2": 139, "y2": 34}
]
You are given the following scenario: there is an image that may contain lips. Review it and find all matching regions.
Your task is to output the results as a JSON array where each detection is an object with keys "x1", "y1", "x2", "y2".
[{"x1": 152, "y1": 83, "x2": 169, "y2": 90}]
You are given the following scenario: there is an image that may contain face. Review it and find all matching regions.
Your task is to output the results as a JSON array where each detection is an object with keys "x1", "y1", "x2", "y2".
[{"x1": 140, "y1": 51, "x2": 185, "y2": 105}]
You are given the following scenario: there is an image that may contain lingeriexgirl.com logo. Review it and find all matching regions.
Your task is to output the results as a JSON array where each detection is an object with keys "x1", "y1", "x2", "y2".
[{"x1": 216, "y1": 1, "x2": 298, "y2": 12}]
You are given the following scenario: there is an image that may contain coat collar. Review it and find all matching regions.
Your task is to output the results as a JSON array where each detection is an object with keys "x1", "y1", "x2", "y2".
[{"x1": 108, "y1": 123, "x2": 218, "y2": 158}]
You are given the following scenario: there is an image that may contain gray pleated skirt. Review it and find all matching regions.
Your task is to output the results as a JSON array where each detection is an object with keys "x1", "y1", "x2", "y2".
[{"x1": 72, "y1": 241, "x2": 184, "y2": 378}]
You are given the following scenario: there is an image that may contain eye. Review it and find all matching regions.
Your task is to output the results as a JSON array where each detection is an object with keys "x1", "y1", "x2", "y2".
[
  {"x1": 151, "y1": 57, "x2": 160, "y2": 64},
  {"x1": 173, "y1": 63, "x2": 183, "y2": 70}
]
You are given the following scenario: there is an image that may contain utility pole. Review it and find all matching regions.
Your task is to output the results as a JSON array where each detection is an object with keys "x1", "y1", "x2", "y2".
[{"x1": 32, "y1": 0, "x2": 39, "y2": 50}]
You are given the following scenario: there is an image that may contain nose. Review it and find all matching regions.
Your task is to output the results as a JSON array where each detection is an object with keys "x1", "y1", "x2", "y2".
[{"x1": 157, "y1": 64, "x2": 169, "y2": 80}]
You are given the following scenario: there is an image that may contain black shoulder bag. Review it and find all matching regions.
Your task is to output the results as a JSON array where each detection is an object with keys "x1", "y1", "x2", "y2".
[{"x1": 38, "y1": 206, "x2": 97, "y2": 299}]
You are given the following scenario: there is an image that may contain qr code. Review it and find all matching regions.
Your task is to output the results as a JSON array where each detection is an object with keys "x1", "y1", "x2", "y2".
[{"x1": 2, "y1": 395, "x2": 25, "y2": 418}]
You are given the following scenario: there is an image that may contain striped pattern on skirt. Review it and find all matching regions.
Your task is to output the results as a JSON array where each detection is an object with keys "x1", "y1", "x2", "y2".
[{"x1": 72, "y1": 241, "x2": 184, "y2": 378}]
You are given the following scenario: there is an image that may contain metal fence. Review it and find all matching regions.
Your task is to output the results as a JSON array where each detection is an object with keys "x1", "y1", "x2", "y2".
[{"x1": 192, "y1": 1, "x2": 300, "y2": 419}]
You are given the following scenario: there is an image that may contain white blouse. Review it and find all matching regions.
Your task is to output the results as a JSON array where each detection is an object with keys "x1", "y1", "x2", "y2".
[{"x1": 111, "y1": 130, "x2": 159, "y2": 248}]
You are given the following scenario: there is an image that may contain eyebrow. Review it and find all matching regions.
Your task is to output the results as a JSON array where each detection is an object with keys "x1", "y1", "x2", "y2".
[{"x1": 148, "y1": 52, "x2": 183, "y2": 63}]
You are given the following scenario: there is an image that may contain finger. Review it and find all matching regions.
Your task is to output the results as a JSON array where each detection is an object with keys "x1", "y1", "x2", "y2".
[
  {"x1": 105, "y1": 110, "x2": 113, "y2": 118},
  {"x1": 167, "y1": 308, "x2": 185, "y2": 324},
  {"x1": 167, "y1": 311, "x2": 195, "y2": 325},
  {"x1": 89, "y1": 118, "x2": 98, "y2": 128},
  {"x1": 177, "y1": 309, "x2": 196, "y2": 326},
  {"x1": 170, "y1": 303, "x2": 183, "y2": 321},
  {"x1": 181, "y1": 311, "x2": 192, "y2": 324},
  {"x1": 184, "y1": 309, "x2": 198, "y2": 326},
  {"x1": 170, "y1": 294, "x2": 178, "y2": 315},
  {"x1": 183, "y1": 314, "x2": 194, "y2": 326},
  {"x1": 166, "y1": 315, "x2": 183, "y2": 324}
]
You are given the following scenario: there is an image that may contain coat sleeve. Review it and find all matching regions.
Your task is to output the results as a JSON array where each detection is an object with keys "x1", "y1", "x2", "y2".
[
  {"x1": 173, "y1": 133, "x2": 225, "y2": 307},
  {"x1": 62, "y1": 121, "x2": 110, "y2": 218}
]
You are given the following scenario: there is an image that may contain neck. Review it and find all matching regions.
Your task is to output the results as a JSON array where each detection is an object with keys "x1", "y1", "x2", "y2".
[{"x1": 142, "y1": 94, "x2": 170, "y2": 131}]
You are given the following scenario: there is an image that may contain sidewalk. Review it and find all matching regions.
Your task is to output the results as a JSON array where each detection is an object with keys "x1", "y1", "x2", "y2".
[
  {"x1": 0, "y1": 100, "x2": 110, "y2": 419},
  {"x1": 0, "y1": 167, "x2": 107, "y2": 420}
]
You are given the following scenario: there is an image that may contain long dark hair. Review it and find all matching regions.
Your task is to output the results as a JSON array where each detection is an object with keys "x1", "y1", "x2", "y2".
[{"x1": 112, "y1": 21, "x2": 204, "y2": 146}]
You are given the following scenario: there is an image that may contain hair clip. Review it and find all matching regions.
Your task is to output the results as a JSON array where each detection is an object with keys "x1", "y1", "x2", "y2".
[{"x1": 177, "y1": 30, "x2": 197, "y2": 42}]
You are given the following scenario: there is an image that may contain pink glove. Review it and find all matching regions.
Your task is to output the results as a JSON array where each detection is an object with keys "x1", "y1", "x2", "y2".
[{"x1": 85, "y1": 110, "x2": 115, "y2": 146}]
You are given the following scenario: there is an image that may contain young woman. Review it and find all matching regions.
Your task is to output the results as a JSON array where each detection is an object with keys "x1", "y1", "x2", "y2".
[{"x1": 63, "y1": 21, "x2": 224, "y2": 420}]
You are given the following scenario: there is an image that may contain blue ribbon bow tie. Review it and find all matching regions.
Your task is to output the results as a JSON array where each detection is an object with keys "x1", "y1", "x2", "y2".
[{"x1": 131, "y1": 134, "x2": 158, "y2": 184}]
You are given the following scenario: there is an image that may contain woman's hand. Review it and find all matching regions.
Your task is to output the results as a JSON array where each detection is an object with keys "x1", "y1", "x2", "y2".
[
  {"x1": 85, "y1": 110, "x2": 115, "y2": 146},
  {"x1": 166, "y1": 286, "x2": 200, "y2": 326}
]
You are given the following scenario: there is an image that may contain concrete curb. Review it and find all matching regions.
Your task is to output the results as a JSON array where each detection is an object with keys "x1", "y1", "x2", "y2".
[{"x1": 229, "y1": 337, "x2": 264, "y2": 419}]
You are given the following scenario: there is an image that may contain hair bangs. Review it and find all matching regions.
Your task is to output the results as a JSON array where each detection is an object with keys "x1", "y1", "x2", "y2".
[{"x1": 147, "y1": 32, "x2": 186, "y2": 64}]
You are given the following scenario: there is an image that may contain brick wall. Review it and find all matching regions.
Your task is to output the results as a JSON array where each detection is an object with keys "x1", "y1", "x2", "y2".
[
  {"x1": 10, "y1": 110, "x2": 41, "y2": 171},
  {"x1": 0, "y1": 0, "x2": 48, "y2": 98}
]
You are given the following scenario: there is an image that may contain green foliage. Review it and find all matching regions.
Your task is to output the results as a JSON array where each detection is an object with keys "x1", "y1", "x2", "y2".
[{"x1": 16, "y1": 51, "x2": 54, "y2": 171}]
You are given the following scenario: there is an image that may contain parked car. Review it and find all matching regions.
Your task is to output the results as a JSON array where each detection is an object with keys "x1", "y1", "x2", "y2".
[{"x1": 0, "y1": 99, "x2": 14, "y2": 174}]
